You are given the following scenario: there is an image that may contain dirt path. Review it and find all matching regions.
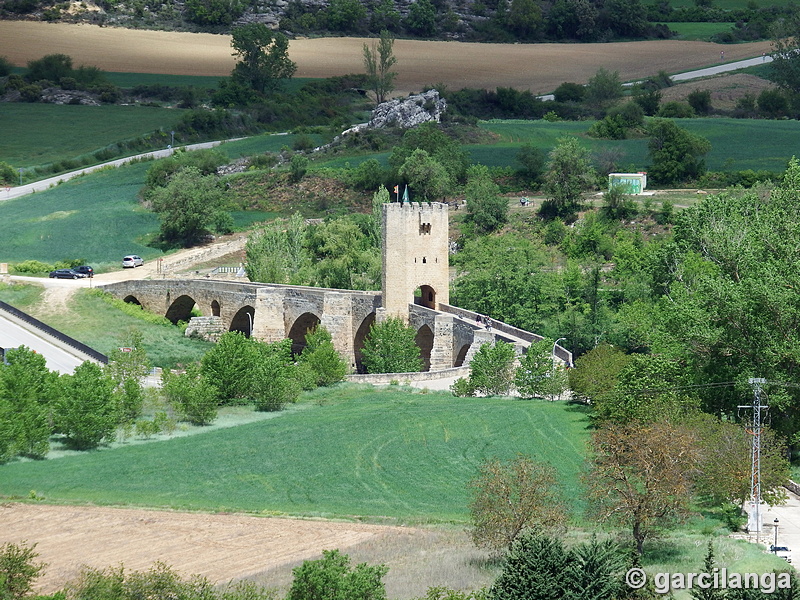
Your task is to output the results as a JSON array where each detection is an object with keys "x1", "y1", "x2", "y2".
[
  {"x1": 0, "y1": 21, "x2": 773, "y2": 95},
  {"x1": 0, "y1": 504, "x2": 408, "y2": 593}
]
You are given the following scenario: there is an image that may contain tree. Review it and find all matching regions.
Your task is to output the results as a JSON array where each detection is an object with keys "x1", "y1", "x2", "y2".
[
  {"x1": 604, "y1": 0, "x2": 648, "y2": 38},
  {"x1": 584, "y1": 68, "x2": 624, "y2": 109},
  {"x1": 506, "y1": 0, "x2": 543, "y2": 38},
  {"x1": 687, "y1": 541, "x2": 725, "y2": 600},
  {"x1": 469, "y1": 455, "x2": 567, "y2": 554},
  {"x1": 106, "y1": 329, "x2": 150, "y2": 426},
  {"x1": 201, "y1": 331, "x2": 260, "y2": 402},
  {"x1": 185, "y1": 0, "x2": 246, "y2": 25},
  {"x1": 541, "y1": 136, "x2": 596, "y2": 220},
  {"x1": 770, "y1": 14, "x2": 800, "y2": 94},
  {"x1": 288, "y1": 549, "x2": 387, "y2": 600},
  {"x1": 463, "y1": 340, "x2": 516, "y2": 397},
  {"x1": 161, "y1": 364, "x2": 218, "y2": 426},
  {"x1": 646, "y1": 118, "x2": 711, "y2": 185},
  {"x1": 289, "y1": 154, "x2": 309, "y2": 183},
  {"x1": 361, "y1": 317, "x2": 423, "y2": 374},
  {"x1": 687, "y1": 89, "x2": 712, "y2": 115},
  {"x1": 0, "y1": 346, "x2": 55, "y2": 460},
  {"x1": 585, "y1": 420, "x2": 700, "y2": 554},
  {"x1": 404, "y1": 0, "x2": 436, "y2": 37},
  {"x1": 0, "y1": 541, "x2": 46, "y2": 600},
  {"x1": 689, "y1": 412, "x2": 789, "y2": 508},
  {"x1": 298, "y1": 326, "x2": 348, "y2": 387},
  {"x1": 514, "y1": 338, "x2": 568, "y2": 401},
  {"x1": 25, "y1": 53, "x2": 72, "y2": 83},
  {"x1": 488, "y1": 532, "x2": 625, "y2": 600},
  {"x1": 0, "y1": 56, "x2": 12, "y2": 77},
  {"x1": 250, "y1": 339, "x2": 300, "y2": 411},
  {"x1": 245, "y1": 213, "x2": 310, "y2": 285},
  {"x1": 398, "y1": 149, "x2": 452, "y2": 201},
  {"x1": 515, "y1": 143, "x2": 547, "y2": 184},
  {"x1": 325, "y1": 0, "x2": 367, "y2": 32},
  {"x1": 464, "y1": 164, "x2": 507, "y2": 234},
  {"x1": 55, "y1": 361, "x2": 117, "y2": 450},
  {"x1": 148, "y1": 166, "x2": 232, "y2": 247},
  {"x1": 567, "y1": 342, "x2": 631, "y2": 404},
  {"x1": 230, "y1": 23, "x2": 296, "y2": 94},
  {"x1": 363, "y1": 30, "x2": 397, "y2": 105}
]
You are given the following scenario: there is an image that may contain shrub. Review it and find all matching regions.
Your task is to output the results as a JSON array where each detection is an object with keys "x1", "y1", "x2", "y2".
[
  {"x1": 297, "y1": 326, "x2": 348, "y2": 387},
  {"x1": 0, "y1": 541, "x2": 46, "y2": 600},
  {"x1": 11, "y1": 260, "x2": 53, "y2": 274},
  {"x1": 161, "y1": 364, "x2": 218, "y2": 426},
  {"x1": 552, "y1": 82, "x2": 585, "y2": 103},
  {"x1": 657, "y1": 101, "x2": 695, "y2": 118},
  {"x1": 288, "y1": 550, "x2": 387, "y2": 600},
  {"x1": 687, "y1": 89, "x2": 712, "y2": 115}
]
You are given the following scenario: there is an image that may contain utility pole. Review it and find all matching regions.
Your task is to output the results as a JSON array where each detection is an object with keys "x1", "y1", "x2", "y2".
[{"x1": 740, "y1": 378, "x2": 767, "y2": 544}]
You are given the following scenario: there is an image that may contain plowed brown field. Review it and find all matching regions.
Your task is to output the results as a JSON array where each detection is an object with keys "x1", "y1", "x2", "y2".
[
  {"x1": 0, "y1": 503, "x2": 407, "y2": 593},
  {"x1": 0, "y1": 21, "x2": 772, "y2": 94}
]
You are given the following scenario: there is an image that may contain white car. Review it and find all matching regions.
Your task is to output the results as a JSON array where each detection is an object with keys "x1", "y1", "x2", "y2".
[
  {"x1": 122, "y1": 255, "x2": 144, "y2": 268},
  {"x1": 770, "y1": 545, "x2": 792, "y2": 563}
]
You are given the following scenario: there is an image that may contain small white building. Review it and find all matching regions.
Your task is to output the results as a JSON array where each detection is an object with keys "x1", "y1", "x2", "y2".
[{"x1": 609, "y1": 172, "x2": 647, "y2": 194}]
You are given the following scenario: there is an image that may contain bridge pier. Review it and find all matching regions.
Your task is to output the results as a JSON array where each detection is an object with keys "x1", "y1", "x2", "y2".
[
  {"x1": 321, "y1": 291, "x2": 356, "y2": 367},
  {"x1": 429, "y1": 313, "x2": 454, "y2": 371},
  {"x1": 253, "y1": 288, "x2": 287, "y2": 343}
]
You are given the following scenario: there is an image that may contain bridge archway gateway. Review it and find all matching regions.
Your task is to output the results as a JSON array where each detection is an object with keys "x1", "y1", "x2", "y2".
[{"x1": 100, "y1": 203, "x2": 572, "y2": 373}]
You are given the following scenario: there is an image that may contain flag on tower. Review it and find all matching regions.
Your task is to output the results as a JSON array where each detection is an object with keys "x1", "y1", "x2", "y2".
[{"x1": 402, "y1": 186, "x2": 409, "y2": 203}]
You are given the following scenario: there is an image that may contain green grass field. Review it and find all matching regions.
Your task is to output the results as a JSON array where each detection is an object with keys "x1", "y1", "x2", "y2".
[
  {"x1": 479, "y1": 118, "x2": 800, "y2": 172},
  {"x1": 0, "y1": 285, "x2": 212, "y2": 367},
  {"x1": 665, "y1": 22, "x2": 735, "y2": 41},
  {"x1": 0, "y1": 385, "x2": 591, "y2": 523},
  {"x1": 0, "y1": 104, "x2": 186, "y2": 168}
]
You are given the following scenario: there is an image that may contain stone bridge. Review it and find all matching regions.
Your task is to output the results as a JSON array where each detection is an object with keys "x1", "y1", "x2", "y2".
[{"x1": 99, "y1": 279, "x2": 572, "y2": 372}]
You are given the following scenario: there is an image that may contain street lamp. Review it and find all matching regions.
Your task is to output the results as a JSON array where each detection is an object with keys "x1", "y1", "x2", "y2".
[{"x1": 774, "y1": 518, "x2": 779, "y2": 551}]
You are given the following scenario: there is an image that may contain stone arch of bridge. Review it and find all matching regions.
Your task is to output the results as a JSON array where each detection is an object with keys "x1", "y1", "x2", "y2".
[
  {"x1": 123, "y1": 295, "x2": 142, "y2": 307},
  {"x1": 165, "y1": 294, "x2": 197, "y2": 324},
  {"x1": 288, "y1": 311, "x2": 321, "y2": 355},
  {"x1": 454, "y1": 343, "x2": 471, "y2": 367},
  {"x1": 211, "y1": 300, "x2": 221, "y2": 317},
  {"x1": 230, "y1": 305, "x2": 255, "y2": 337},
  {"x1": 353, "y1": 311, "x2": 376, "y2": 373},
  {"x1": 415, "y1": 324, "x2": 434, "y2": 372}
]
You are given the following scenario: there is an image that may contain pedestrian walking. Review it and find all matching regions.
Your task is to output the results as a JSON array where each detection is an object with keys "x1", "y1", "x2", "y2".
[
  {"x1": 486, "y1": 317, "x2": 492, "y2": 331},
  {"x1": 720, "y1": 50, "x2": 724, "y2": 61}
]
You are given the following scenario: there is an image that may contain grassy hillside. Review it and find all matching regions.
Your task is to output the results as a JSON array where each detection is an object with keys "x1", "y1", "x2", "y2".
[
  {"x1": 0, "y1": 133, "x2": 313, "y2": 266},
  {"x1": 0, "y1": 385, "x2": 591, "y2": 523},
  {"x1": 1, "y1": 104, "x2": 186, "y2": 168}
]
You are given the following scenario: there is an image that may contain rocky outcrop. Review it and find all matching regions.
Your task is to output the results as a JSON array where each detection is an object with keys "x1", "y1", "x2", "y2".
[
  {"x1": 368, "y1": 89, "x2": 446, "y2": 129},
  {"x1": 318, "y1": 89, "x2": 446, "y2": 152}
]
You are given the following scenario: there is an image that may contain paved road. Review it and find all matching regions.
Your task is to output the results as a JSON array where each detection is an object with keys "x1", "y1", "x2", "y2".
[
  {"x1": 538, "y1": 54, "x2": 772, "y2": 100},
  {"x1": 1, "y1": 139, "x2": 240, "y2": 202},
  {"x1": 0, "y1": 310, "x2": 87, "y2": 374}
]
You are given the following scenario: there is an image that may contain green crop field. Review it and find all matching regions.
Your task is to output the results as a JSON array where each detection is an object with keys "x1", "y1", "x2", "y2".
[
  {"x1": 0, "y1": 133, "x2": 312, "y2": 266},
  {"x1": 0, "y1": 385, "x2": 591, "y2": 522},
  {"x1": 478, "y1": 118, "x2": 800, "y2": 172},
  {"x1": 665, "y1": 22, "x2": 736, "y2": 41},
  {"x1": 0, "y1": 104, "x2": 186, "y2": 168}
]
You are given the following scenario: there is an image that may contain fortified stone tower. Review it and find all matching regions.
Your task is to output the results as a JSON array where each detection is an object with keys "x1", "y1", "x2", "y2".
[{"x1": 382, "y1": 202, "x2": 450, "y2": 319}]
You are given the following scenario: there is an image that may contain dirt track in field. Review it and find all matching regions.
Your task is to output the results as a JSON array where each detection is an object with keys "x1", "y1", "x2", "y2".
[
  {"x1": 0, "y1": 503, "x2": 411, "y2": 593},
  {"x1": 0, "y1": 21, "x2": 773, "y2": 94}
]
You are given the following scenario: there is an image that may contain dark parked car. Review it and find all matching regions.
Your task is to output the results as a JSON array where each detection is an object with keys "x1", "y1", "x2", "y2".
[
  {"x1": 49, "y1": 268, "x2": 87, "y2": 279},
  {"x1": 73, "y1": 265, "x2": 94, "y2": 277}
]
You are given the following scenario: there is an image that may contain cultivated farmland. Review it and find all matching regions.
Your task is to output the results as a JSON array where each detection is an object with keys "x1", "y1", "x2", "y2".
[{"x1": 0, "y1": 21, "x2": 773, "y2": 96}]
